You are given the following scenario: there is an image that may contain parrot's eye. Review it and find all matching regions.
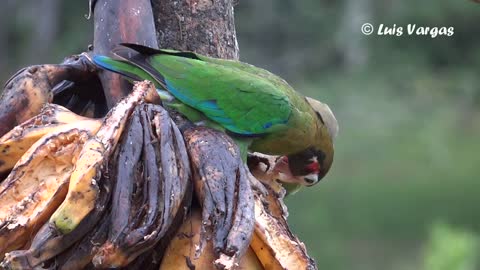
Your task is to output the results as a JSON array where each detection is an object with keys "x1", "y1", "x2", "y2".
[
  {"x1": 305, "y1": 97, "x2": 326, "y2": 125},
  {"x1": 315, "y1": 111, "x2": 325, "y2": 125}
]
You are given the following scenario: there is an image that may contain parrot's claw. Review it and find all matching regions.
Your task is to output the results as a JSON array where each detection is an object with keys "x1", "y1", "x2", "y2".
[{"x1": 247, "y1": 153, "x2": 271, "y2": 172}]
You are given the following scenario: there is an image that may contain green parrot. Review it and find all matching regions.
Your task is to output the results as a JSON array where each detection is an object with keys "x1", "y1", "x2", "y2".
[{"x1": 93, "y1": 44, "x2": 338, "y2": 186}]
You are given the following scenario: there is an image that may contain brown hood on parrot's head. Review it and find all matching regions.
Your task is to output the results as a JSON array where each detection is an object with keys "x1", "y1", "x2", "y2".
[{"x1": 305, "y1": 97, "x2": 338, "y2": 140}]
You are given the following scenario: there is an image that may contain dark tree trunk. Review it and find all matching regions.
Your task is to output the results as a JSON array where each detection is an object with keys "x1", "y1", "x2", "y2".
[{"x1": 151, "y1": 0, "x2": 239, "y2": 59}]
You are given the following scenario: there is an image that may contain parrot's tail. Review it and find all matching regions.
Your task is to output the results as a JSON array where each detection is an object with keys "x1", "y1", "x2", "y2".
[
  {"x1": 93, "y1": 44, "x2": 174, "y2": 90},
  {"x1": 93, "y1": 54, "x2": 174, "y2": 102},
  {"x1": 92, "y1": 55, "x2": 143, "y2": 82}
]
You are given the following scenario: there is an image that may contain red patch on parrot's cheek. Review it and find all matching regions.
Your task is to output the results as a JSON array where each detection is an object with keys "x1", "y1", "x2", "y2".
[{"x1": 306, "y1": 161, "x2": 320, "y2": 174}]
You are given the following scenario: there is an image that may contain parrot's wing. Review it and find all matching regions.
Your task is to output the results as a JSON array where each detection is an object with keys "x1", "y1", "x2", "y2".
[
  {"x1": 159, "y1": 63, "x2": 292, "y2": 135},
  {"x1": 99, "y1": 44, "x2": 293, "y2": 136}
]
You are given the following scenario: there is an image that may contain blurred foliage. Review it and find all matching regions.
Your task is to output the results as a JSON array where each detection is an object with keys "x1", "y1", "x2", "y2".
[
  {"x1": 1, "y1": 1, "x2": 479, "y2": 269},
  {"x1": 423, "y1": 222, "x2": 478, "y2": 270}
]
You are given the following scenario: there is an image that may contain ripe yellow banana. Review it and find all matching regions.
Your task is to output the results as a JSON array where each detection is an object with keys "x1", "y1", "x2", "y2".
[
  {"x1": 159, "y1": 209, "x2": 263, "y2": 270},
  {"x1": 0, "y1": 121, "x2": 99, "y2": 258},
  {"x1": 0, "y1": 104, "x2": 94, "y2": 176}
]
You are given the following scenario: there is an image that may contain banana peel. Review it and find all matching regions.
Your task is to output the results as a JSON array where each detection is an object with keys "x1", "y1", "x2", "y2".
[
  {"x1": 0, "y1": 54, "x2": 99, "y2": 138},
  {"x1": 0, "y1": 104, "x2": 95, "y2": 176},
  {"x1": 1, "y1": 166, "x2": 112, "y2": 270},
  {"x1": 0, "y1": 123, "x2": 99, "y2": 258},
  {"x1": 247, "y1": 153, "x2": 318, "y2": 269},
  {"x1": 250, "y1": 184, "x2": 318, "y2": 270}
]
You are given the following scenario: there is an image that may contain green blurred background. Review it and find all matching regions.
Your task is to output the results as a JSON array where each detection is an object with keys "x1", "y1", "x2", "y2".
[{"x1": 1, "y1": 1, "x2": 479, "y2": 269}]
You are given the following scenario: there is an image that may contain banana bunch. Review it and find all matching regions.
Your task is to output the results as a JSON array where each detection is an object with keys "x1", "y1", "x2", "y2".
[
  {"x1": 0, "y1": 56, "x2": 318, "y2": 269},
  {"x1": 91, "y1": 104, "x2": 191, "y2": 268}
]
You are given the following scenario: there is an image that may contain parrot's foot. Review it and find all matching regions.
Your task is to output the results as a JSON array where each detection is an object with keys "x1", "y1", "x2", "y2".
[
  {"x1": 247, "y1": 152, "x2": 286, "y2": 194},
  {"x1": 247, "y1": 153, "x2": 271, "y2": 172}
]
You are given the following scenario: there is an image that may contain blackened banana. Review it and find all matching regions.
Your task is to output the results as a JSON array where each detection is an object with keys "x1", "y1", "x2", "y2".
[
  {"x1": 93, "y1": 104, "x2": 190, "y2": 268},
  {"x1": 55, "y1": 211, "x2": 111, "y2": 270},
  {"x1": 0, "y1": 53, "x2": 98, "y2": 137},
  {"x1": 183, "y1": 127, "x2": 255, "y2": 269},
  {"x1": 125, "y1": 178, "x2": 192, "y2": 270}
]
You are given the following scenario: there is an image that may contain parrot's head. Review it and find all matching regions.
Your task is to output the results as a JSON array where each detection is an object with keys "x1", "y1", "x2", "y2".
[{"x1": 273, "y1": 97, "x2": 338, "y2": 186}]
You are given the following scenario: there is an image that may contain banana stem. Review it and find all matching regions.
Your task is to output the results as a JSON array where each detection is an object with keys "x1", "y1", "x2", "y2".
[{"x1": 92, "y1": 0, "x2": 158, "y2": 108}]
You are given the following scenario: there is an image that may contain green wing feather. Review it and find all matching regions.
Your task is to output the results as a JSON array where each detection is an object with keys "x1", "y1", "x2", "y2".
[
  {"x1": 148, "y1": 54, "x2": 291, "y2": 135},
  {"x1": 95, "y1": 45, "x2": 293, "y2": 136}
]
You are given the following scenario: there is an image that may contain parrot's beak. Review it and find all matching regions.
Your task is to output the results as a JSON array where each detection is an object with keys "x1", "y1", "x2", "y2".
[{"x1": 302, "y1": 173, "x2": 319, "y2": 186}]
